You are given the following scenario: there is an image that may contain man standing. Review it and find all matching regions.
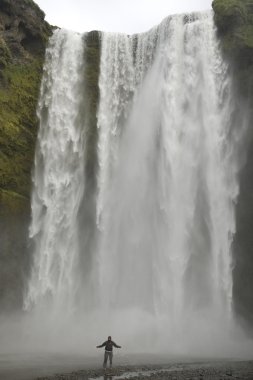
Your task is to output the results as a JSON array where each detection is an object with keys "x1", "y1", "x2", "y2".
[{"x1": 96, "y1": 336, "x2": 121, "y2": 368}]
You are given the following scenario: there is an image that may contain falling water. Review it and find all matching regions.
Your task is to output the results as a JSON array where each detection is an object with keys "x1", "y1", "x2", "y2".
[
  {"x1": 96, "y1": 11, "x2": 237, "y2": 321},
  {"x1": 25, "y1": 29, "x2": 86, "y2": 313},
  {"x1": 25, "y1": 12, "x2": 242, "y2": 354}
]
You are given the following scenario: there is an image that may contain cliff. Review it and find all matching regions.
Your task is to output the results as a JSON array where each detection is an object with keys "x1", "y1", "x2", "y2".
[{"x1": 212, "y1": 0, "x2": 253, "y2": 328}]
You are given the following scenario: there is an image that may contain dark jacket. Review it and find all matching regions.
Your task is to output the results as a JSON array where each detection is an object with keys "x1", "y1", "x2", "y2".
[{"x1": 97, "y1": 340, "x2": 121, "y2": 351}]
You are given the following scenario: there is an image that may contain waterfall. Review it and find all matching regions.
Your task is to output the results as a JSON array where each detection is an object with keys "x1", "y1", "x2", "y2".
[
  {"x1": 25, "y1": 29, "x2": 86, "y2": 312},
  {"x1": 25, "y1": 12, "x2": 242, "y2": 354},
  {"x1": 96, "y1": 12, "x2": 237, "y2": 320}
]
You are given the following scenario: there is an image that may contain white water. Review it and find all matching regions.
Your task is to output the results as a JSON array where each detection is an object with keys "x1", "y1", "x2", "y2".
[
  {"x1": 25, "y1": 29, "x2": 85, "y2": 314},
  {"x1": 23, "y1": 12, "x2": 248, "y2": 356},
  {"x1": 96, "y1": 11, "x2": 237, "y2": 319}
]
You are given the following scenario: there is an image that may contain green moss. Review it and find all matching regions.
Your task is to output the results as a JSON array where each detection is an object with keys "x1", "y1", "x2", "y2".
[
  {"x1": 0, "y1": 36, "x2": 11, "y2": 70},
  {"x1": 235, "y1": 25, "x2": 253, "y2": 49},
  {"x1": 212, "y1": 0, "x2": 247, "y2": 33},
  {"x1": 0, "y1": 58, "x2": 43, "y2": 198},
  {"x1": 220, "y1": 24, "x2": 253, "y2": 54},
  {"x1": 0, "y1": 189, "x2": 29, "y2": 214}
]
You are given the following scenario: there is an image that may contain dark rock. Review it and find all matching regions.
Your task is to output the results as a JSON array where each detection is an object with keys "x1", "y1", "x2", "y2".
[
  {"x1": 212, "y1": 0, "x2": 247, "y2": 34},
  {"x1": 0, "y1": 0, "x2": 52, "y2": 58},
  {"x1": 212, "y1": 0, "x2": 253, "y2": 330}
]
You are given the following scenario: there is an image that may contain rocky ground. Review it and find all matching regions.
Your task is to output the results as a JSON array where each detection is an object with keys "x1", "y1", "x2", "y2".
[{"x1": 36, "y1": 361, "x2": 253, "y2": 380}]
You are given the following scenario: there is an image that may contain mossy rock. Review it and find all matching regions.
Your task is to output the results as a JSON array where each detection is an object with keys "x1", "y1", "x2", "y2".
[
  {"x1": 0, "y1": 58, "x2": 43, "y2": 198},
  {"x1": 212, "y1": 0, "x2": 247, "y2": 33},
  {"x1": 0, "y1": 57, "x2": 41, "y2": 311},
  {"x1": 0, "y1": 0, "x2": 53, "y2": 201},
  {"x1": 0, "y1": 36, "x2": 11, "y2": 70},
  {"x1": 0, "y1": 189, "x2": 29, "y2": 215},
  {"x1": 220, "y1": 24, "x2": 253, "y2": 62},
  {"x1": 235, "y1": 24, "x2": 253, "y2": 50}
]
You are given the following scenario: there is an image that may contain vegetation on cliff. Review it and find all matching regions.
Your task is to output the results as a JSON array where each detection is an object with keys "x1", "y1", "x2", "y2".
[
  {"x1": 0, "y1": 0, "x2": 52, "y2": 206},
  {"x1": 0, "y1": 60, "x2": 43, "y2": 200}
]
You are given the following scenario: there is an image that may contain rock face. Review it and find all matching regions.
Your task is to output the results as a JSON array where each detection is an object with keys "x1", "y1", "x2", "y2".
[
  {"x1": 0, "y1": 0, "x2": 52, "y2": 310},
  {"x1": 0, "y1": 0, "x2": 52, "y2": 57},
  {"x1": 213, "y1": 0, "x2": 253, "y2": 329},
  {"x1": 212, "y1": 0, "x2": 253, "y2": 96}
]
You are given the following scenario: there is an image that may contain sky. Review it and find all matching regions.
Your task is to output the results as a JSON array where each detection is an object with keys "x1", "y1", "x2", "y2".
[{"x1": 35, "y1": 0, "x2": 212, "y2": 34}]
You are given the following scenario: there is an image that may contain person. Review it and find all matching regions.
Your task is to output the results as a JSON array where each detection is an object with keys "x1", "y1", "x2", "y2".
[{"x1": 96, "y1": 336, "x2": 121, "y2": 368}]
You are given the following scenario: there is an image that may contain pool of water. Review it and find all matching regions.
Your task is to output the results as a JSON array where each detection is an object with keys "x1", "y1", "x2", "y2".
[{"x1": 88, "y1": 367, "x2": 181, "y2": 380}]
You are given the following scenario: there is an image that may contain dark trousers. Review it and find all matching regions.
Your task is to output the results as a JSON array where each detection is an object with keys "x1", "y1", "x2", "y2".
[{"x1": 103, "y1": 351, "x2": 113, "y2": 368}]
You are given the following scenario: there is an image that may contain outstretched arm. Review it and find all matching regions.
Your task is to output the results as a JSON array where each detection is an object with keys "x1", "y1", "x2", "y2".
[
  {"x1": 96, "y1": 341, "x2": 106, "y2": 348},
  {"x1": 112, "y1": 341, "x2": 122, "y2": 348}
]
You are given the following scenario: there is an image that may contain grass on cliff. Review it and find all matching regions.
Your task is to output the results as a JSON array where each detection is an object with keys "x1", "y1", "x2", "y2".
[
  {"x1": 0, "y1": 36, "x2": 11, "y2": 70},
  {"x1": 0, "y1": 58, "x2": 43, "y2": 201}
]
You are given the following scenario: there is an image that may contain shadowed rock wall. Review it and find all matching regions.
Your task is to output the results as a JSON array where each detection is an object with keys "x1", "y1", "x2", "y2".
[{"x1": 213, "y1": 0, "x2": 253, "y2": 329}]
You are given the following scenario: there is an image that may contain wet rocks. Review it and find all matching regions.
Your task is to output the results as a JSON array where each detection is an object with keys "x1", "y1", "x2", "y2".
[{"x1": 35, "y1": 361, "x2": 253, "y2": 380}]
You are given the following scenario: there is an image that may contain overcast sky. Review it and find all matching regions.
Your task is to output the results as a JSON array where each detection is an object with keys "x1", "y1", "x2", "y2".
[{"x1": 35, "y1": 0, "x2": 212, "y2": 34}]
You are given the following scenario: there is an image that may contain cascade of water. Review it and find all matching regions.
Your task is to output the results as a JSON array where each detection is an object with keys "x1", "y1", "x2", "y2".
[
  {"x1": 25, "y1": 11, "x2": 243, "y2": 354},
  {"x1": 96, "y1": 12, "x2": 238, "y2": 328},
  {"x1": 96, "y1": 33, "x2": 135, "y2": 231},
  {"x1": 24, "y1": 29, "x2": 86, "y2": 313}
]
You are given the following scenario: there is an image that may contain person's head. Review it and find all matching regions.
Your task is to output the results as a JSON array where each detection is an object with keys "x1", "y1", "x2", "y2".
[{"x1": 108, "y1": 336, "x2": 111, "y2": 341}]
